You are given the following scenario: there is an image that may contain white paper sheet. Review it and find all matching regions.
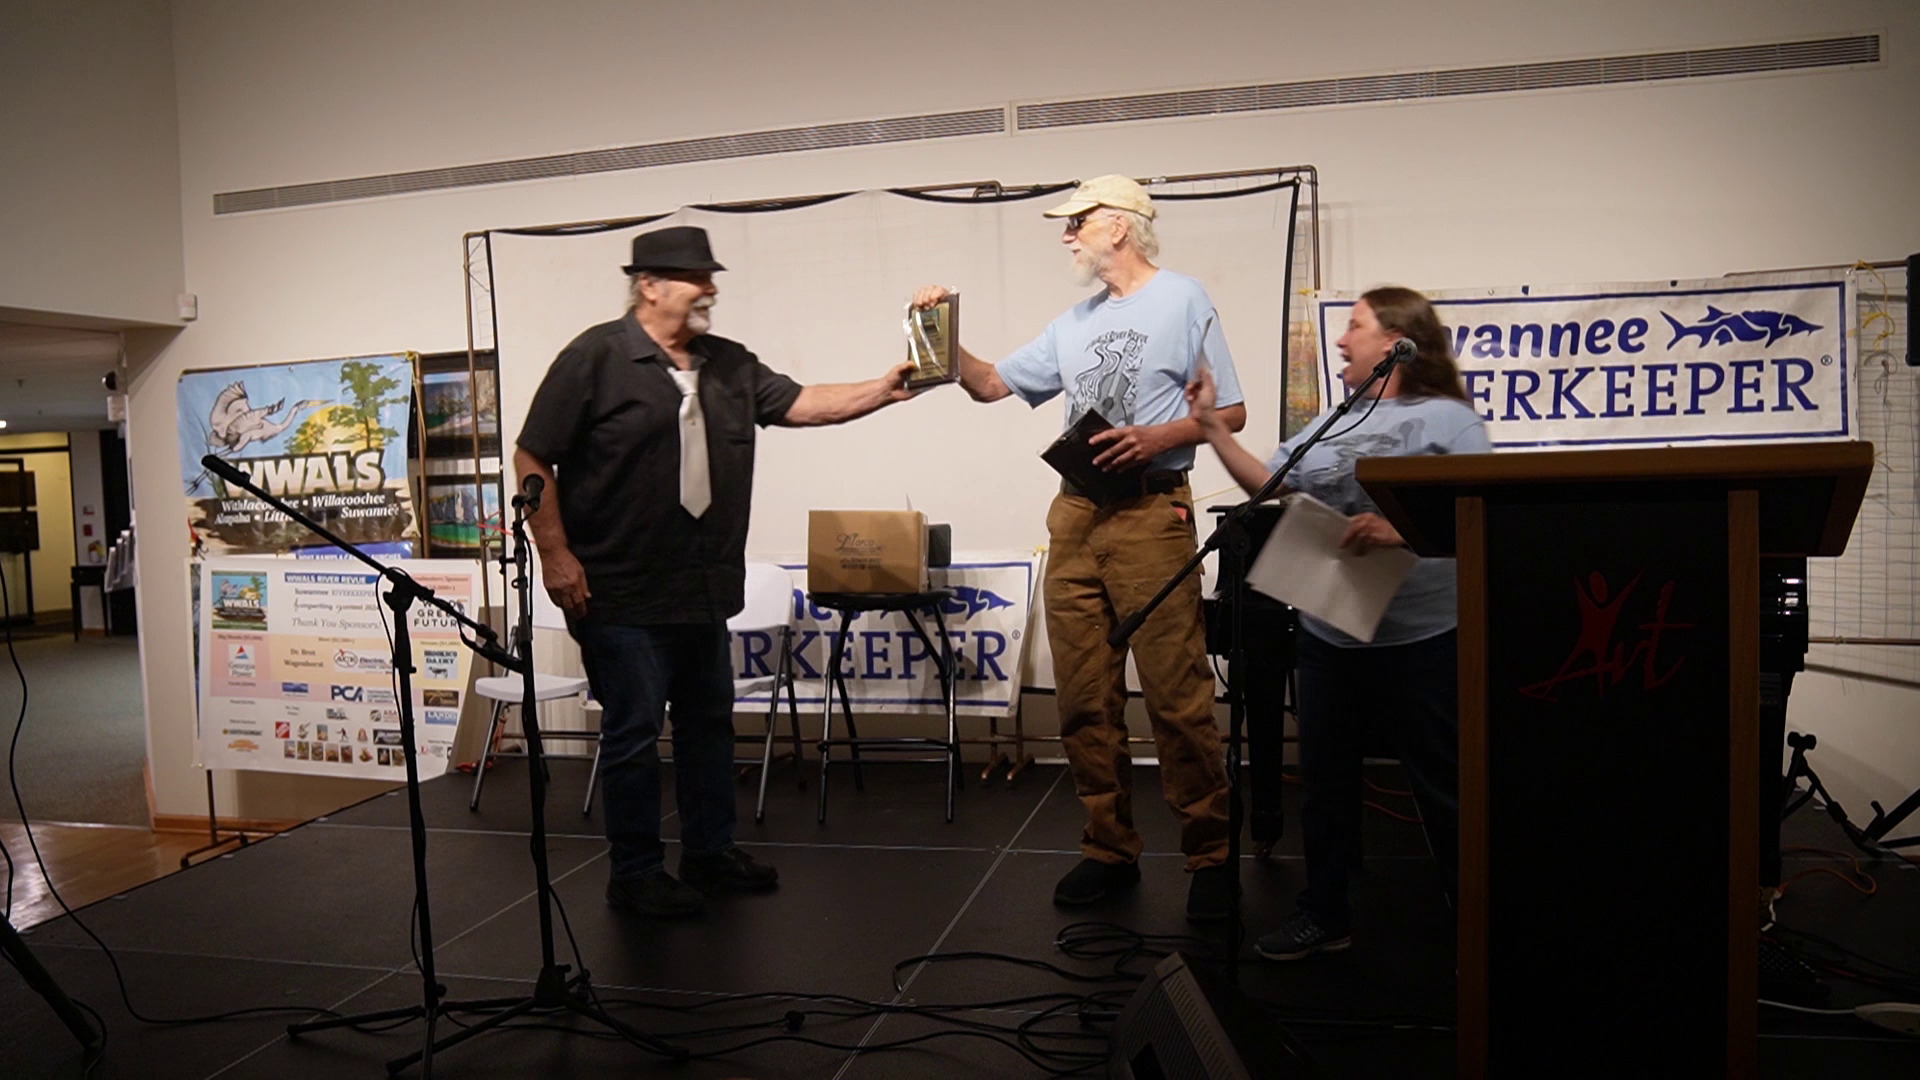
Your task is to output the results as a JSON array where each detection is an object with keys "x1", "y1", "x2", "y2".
[{"x1": 1243, "y1": 494, "x2": 1418, "y2": 643}]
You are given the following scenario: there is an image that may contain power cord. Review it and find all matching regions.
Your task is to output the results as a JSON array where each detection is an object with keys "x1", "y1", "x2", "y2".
[
  {"x1": 2, "y1": 556, "x2": 21, "y2": 922},
  {"x1": 0, "y1": 555, "x2": 396, "y2": 1058},
  {"x1": 491, "y1": 893, "x2": 1139, "y2": 1073},
  {"x1": 4, "y1": 551, "x2": 110, "y2": 1075},
  {"x1": 1766, "y1": 924, "x2": 1920, "y2": 997},
  {"x1": 562, "y1": 883, "x2": 1115, "y2": 1073}
]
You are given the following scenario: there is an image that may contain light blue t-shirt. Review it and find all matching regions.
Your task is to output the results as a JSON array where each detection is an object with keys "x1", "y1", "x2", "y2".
[
  {"x1": 997, "y1": 270, "x2": 1243, "y2": 472},
  {"x1": 1266, "y1": 394, "x2": 1492, "y2": 648}
]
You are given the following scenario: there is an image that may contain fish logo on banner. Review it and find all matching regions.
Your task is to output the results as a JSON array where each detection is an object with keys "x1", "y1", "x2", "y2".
[
  {"x1": 1661, "y1": 307, "x2": 1822, "y2": 349},
  {"x1": 945, "y1": 587, "x2": 1016, "y2": 618}
]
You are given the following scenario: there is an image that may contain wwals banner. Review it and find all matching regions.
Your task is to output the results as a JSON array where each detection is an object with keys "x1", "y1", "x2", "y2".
[{"x1": 180, "y1": 354, "x2": 419, "y2": 554}]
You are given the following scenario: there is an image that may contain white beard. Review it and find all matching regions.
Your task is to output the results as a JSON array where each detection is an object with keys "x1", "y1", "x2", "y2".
[
  {"x1": 686, "y1": 303, "x2": 714, "y2": 335},
  {"x1": 1072, "y1": 249, "x2": 1104, "y2": 287}
]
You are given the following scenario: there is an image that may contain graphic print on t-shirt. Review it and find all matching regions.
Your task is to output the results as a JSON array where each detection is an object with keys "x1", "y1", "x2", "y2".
[
  {"x1": 1296, "y1": 419, "x2": 1427, "y2": 511},
  {"x1": 1068, "y1": 329, "x2": 1148, "y2": 426}
]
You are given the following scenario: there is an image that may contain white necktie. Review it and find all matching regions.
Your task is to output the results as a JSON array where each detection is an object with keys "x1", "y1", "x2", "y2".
[{"x1": 670, "y1": 368, "x2": 710, "y2": 518}]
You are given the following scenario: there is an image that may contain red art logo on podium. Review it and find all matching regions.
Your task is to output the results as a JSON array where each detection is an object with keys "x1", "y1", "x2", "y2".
[{"x1": 1521, "y1": 571, "x2": 1694, "y2": 702}]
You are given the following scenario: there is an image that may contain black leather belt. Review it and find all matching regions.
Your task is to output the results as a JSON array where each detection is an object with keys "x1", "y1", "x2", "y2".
[{"x1": 1061, "y1": 469, "x2": 1189, "y2": 501}]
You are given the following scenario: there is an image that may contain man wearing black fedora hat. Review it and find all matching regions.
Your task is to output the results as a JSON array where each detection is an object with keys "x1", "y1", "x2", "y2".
[{"x1": 516, "y1": 224, "x2": 917, "y2": 918}]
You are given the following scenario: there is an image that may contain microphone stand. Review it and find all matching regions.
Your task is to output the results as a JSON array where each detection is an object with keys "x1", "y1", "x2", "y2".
[
  {"x1": 0, "y1": 560, "x2": 103, "y2": 1063},
  {"x1": 1107, "y1": 349, "x2": 1406, "y2": 984},
  {"x1": 382, "y1": 479, "x2": 686, "y2": 1071},
  {"x1": 3, "y1": 913, "x2": 103, "y2": 1061},
  {"x1": 194, "y1": 457, "x2": 519, "y2": 1077}
]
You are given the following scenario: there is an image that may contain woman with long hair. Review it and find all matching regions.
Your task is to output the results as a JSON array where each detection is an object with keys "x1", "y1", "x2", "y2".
[{"x1": 1188, "y1": 285, "x2": 1491, "y2": 959}]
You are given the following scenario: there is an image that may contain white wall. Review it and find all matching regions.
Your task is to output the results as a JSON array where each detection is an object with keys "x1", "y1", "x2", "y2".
[
  {"x1": 0, "y1": 0, "x2": 185, "y2": 326},
  {"x1": 1786, "y1": 672, "x2": 1920, "y2": 824},
  {"x1": 107, "y1": 0, "x2": 1920, "y2": 819}
]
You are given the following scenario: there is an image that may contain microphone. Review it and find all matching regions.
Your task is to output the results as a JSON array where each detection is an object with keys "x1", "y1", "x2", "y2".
[
  {"x1": 1381, "y1": 337, "x2": 1417, "y2": 371},
  {"x1": 513, "y1": 473, "x2": 545, "y2": 512},
  {"x1": 201, "y1": 454, "x2": 250, "y2": 489}
]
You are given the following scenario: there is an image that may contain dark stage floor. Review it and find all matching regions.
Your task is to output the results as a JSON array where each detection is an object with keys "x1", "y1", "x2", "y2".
[{"x1": 3, "y1": 755, "x2": 1916, "y2": 1078}]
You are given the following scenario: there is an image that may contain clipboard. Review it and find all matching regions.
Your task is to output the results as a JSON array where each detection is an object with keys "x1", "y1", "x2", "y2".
[{"x1": 1041, "y1": 409, "x2": 1147, "y2": 506}]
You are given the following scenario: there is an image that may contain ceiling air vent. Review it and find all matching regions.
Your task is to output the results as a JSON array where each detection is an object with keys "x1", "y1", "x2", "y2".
[
  {"x1": 1015, "y1": 34, "x2": 1880, "y2": 130},
  {"x1": 211, "y1": 34, "x2": 1877, "y2": 214},
  {"x1": 213, "y1": 107, "x2": 1007, "y2": 214}
]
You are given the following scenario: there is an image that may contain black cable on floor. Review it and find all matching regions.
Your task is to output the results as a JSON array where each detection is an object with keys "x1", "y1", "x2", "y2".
[
  {"x1": 3, "y1": 552, "x2": 110, "y2": 1060},
  {"x1": 531, "y1": 985, "x2": 1116, "y2": 1076},
  {"x1": 891, "y1": 948, "x2": 1139, "y2": 993},
  {"x1": 2, "y1": 555, "x2": 21, "y2": 921},
  {"x1": 1769, "y1": 922, "x2": 1920, "y2": 985},
  {"x1": 1054, "y1": 919, "x2": 1222, "y2": 972},
  {"x1": 490, "y1": 981, "x2": 1116, "y2": 1074},
  {"x1": 547, "y1": 882, "x2": 1116, "y2": 1073},
  {"x1": 0, "y1": 556, "x2": 376, "y2": 1040}
]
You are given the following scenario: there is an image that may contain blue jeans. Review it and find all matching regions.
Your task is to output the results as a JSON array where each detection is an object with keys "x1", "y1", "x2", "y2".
[
  {"x1": 575, "y1": 621, "x2": 738, "y2": 880},
  {"x1": 1295, "y1": 628, "x2": 1460, "y2": 933}
]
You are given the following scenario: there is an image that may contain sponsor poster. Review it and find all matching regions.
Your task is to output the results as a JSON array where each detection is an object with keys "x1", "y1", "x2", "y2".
[
  {"x1": 197, "y1": 556, "x2": 479, "y2": 779},
  {"x1": 179, "y1": 354, "x2": 419, "y2": 555},
  {"x1": 731, "y1": 557, "x2": 1038, "y2": 718},
  {"x1": 1315, "y1": 273, "x2": 1853, "y2": 448}
]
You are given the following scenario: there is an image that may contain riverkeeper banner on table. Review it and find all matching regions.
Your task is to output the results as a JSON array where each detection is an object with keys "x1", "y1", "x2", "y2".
[
  {"x1": 729, "y1": 557, "x2": 1039, "y2": 718},
  {"x1": 1315, "y1": 274, "x2": 1854, "y2": 448},
  {"x1": 179, "y1": 354, "x2": 419, "y2": 555},
  {"x1": 196, "y1": 557, "x2": 479, "y2": 779}
]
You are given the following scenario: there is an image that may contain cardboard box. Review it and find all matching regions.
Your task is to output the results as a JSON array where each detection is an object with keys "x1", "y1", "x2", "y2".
[{"x1": 808, "y1": 510, "x2": 928, "y2": 595}]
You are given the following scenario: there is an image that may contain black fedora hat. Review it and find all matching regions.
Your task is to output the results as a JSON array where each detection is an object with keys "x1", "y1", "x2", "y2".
[{"x1": 621, "y1": 225, "x2": 727, "y2": 274}]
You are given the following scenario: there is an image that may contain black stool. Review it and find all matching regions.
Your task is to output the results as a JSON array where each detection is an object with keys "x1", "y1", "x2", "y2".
[{"x1": 812, "y1": 589, "x2": 961, "y2": 823}]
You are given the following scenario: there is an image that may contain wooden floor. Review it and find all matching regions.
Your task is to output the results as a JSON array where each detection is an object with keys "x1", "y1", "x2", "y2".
[{"x1": 3, "y1": 821, "x2": 214, "y2": 930}]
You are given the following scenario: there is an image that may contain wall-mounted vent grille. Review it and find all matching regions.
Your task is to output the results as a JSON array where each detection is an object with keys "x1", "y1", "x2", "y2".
[
  {"x1": 213, "y1": 108, "x2": 1007, "y2": 214},
  {"x1": 213, "y1": 34, "x2": 1878, "y2": 214},
  {"x1": 1015, "y1": 34, "x2": 1880, "y2": 130}
]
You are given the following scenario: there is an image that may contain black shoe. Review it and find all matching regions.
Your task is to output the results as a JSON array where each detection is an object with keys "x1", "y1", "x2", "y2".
[
  {"x1": 606, "y1": 869, "x2": 705, "y2": 918},
  {"x1": 679, "y1": 846, "x2": 780, "y2": 893},
  {"x1": 1052, "y1": 858, "x2": 1141, "y2": 907},
  {"x1": 1185, "y1": 863, "x2": 1239, "y2": 923},
  {"x1": 1254, "y1": 910, "x2": 1352, "y2": 961}
]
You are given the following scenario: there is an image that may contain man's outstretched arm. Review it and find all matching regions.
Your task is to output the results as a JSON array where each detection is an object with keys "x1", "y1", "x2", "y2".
[{"x1": 780, "y1": 360, "x2": 918, "y2": 426}]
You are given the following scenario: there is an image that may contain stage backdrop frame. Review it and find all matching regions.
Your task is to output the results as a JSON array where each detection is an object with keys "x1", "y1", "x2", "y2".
[{"x1": 461, "y1": 169, "x2": 1316, "y2": 702}]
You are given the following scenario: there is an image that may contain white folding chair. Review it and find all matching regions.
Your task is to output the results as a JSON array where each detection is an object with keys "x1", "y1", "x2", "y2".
[
  {"x1": 581, "y1": 561, "x2": 804, "y2": 823},
  {"x1": 735, "y1": 561, "x2": 807, "y2": 822},
  {"x1": 467, "y1": 589, "x2": 596, "y2": 813}
]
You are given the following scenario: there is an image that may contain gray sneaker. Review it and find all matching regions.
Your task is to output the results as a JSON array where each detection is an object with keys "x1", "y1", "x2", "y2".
[{"x1": 1254, "y1": 910, "x2": 1352, "y2": 961}]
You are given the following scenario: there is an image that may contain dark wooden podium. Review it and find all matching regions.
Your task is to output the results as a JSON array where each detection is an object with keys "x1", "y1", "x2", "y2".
[{"x1": 1357, "y1": 442, "x2": 1873, "y2": 1080}]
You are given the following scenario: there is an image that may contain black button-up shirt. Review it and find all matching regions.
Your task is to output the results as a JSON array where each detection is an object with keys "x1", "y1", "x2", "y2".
[{"x1": 517, "y1": 314, "x2": 802, "y2": 625}]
